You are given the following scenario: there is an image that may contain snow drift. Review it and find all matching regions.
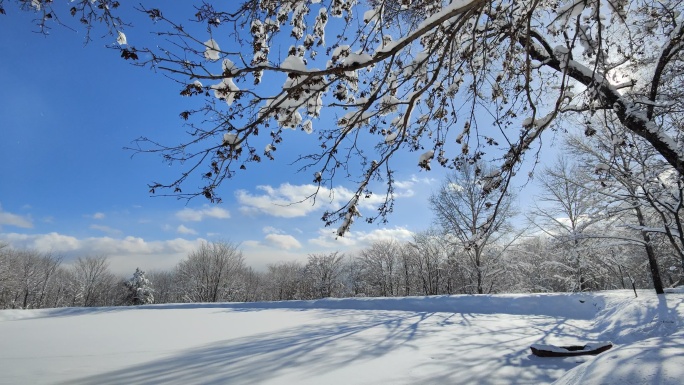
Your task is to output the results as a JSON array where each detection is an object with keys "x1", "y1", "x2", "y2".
[{"x1": 0, "y1": 290, "x2": 682, "y2": 385}]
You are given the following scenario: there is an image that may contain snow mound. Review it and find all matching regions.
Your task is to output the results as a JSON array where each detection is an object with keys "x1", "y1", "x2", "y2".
[
  {"x1": 591, "y1": 291, "x2": 683, "y2": 344},
  {"x1": 664, "y1": 286, "x2": 684, "y2": 293},
  {"x1": 554, "y1": 332, "x2": 684, "y2": 385},
  {"x1": 553, "y1": 291, "x2": 684, "y2": 385}
]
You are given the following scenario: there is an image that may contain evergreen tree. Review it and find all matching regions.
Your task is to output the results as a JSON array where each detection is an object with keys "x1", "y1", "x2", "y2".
[{"x1": 124, "y1": 268, "x2": 154, "y2": 305}]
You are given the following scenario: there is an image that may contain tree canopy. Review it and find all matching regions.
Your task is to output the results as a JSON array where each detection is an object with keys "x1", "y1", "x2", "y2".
[{"x1": 5, "y1": 0, "x2": 684, "y2": 235}]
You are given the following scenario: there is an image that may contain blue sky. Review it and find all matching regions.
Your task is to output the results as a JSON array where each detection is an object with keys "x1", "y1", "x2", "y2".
[{"x1": 0, "y1": 2, "x2": 455, "y2": 274}]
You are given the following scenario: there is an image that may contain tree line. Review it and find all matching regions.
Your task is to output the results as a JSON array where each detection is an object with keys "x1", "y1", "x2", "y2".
[
  {"x1": 0, "y1": 228, "x2": 678, "y2": 310},
  {"x1": 3, "y1": 109, "x2": 684, "y2": 308}
]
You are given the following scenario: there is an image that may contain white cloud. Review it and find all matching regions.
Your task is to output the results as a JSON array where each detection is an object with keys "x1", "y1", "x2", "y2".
[
  {"x1": 262, "y1": 226, "x2": 285, "y2": 235},
  {"x1": 0, "y1": 205, "x2": 33, "y2": 229},
  {"x1": 393, "y1": 175, "x2": 438, "y2": 197},
  {"x1": 92, "y1": 212, "x2": 106, "y2": 220},
  {"x1": 263, "y1": 234, "x2": 302, "y2": 250},
  {"x1": 354, "y1": 227, "x2": 415, "y2": 243},
  {"x1": 307, "y1": 228, "x2": 358, "y2": 248},
  {"x1": 446, "y1": 182, "x2": 464, "y2": 192},
  {"x1": 236, "y1": 183, "x2": 389, "y2": 218},
  {"x1": 176, "y1": 224, "x2": 198, "y2": 235},
  {"x1": 0, "y1": 232, "x2": 83, "y2": 255},
  {"x1": 242, "y1": 240, "x2": 262, "y2": 248},
  {"x1": 240, "y1": 241, "x2": 308, "y2": 270},
  {"x1": 176, "y1": 206, "x2": 231, "y2": 222},
  {"x1": 236, "y1": 184, "x2": 323, "y2": 218},
  {"x1": 89, "y1": 224, "x2": 123, "y2": 236},
  {"x1": 0, "y1": 232, "x2": 204, "y2": 275},
  {"x1": 308, "y1": 226, "x2": 414, "y2": 248},
  {"x1": 244, "y1": 227, "x2": 303, "y2": 254}
]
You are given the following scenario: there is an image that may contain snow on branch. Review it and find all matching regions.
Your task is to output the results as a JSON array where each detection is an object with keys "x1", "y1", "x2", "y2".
[{"x1": 84, "y1": 0, "x2": 684, "y2": 232}]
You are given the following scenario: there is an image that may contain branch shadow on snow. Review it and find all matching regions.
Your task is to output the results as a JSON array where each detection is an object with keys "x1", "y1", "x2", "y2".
[
  {"x1": 61, "y1": 310, "x2": 440, "y2": 385},
  {"x1": 23, "y1": 293, "x2": 620, "y2": 384},
  {"x1": 408, "y1": 314, "x2": 594, "y2": 385},
  {"x1": 61, "y1": 307, "x2": 593, "y2": 385},
  {"x1": 553, "y1": 333, "x2": 684, "y2": 385},
  {"x1": 591, "y1": 293, "x2": 684, "y2": 344}
]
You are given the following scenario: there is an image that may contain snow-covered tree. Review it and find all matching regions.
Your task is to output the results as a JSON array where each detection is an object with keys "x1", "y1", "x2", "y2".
[
  {"x1": 430, "y1": 163, "x2": 515, "y2": 294},
  {"x1": 358, "y1": 240, "x2": 405, "y2": 297},
  {"x1": 123, "y1": 268, "x2": 154, "y2": 305},
  {"x1": 503, "y1": 235, "x2": 559, "y2": 293},
  {"x1": 407, "y1": 230, "x2": 449, "y2": 295},
  {"x1": 145, "y1": 270, "x2": 180, "y2": 304},
  {"x1": 7, "y1": 0, "x2": 684, "y2": 234},
  {"x1": 175, "y1": 241, "x2": 245, "y2": 303},
  {"x1": 304, "y1": 252, "x2": 345, "y2": 298},
  {"x1": 0, "y1": 247, "x2": 63, "y2": 309},
  {"x1": 70, "y1": 256, "x2": 116, "y2": 307},
  {"x1": 527, "y1": 158, "x2": 608, "y2": 291},
  {"x1": 263, "y1": 261, "x2": 306, "y2": 300},
  {"x1": 565, "y1": 117, "x2": 676, "y2": 293},
  {"x1": 340, "y1": 255, "x2": 366, "y2": 297}
]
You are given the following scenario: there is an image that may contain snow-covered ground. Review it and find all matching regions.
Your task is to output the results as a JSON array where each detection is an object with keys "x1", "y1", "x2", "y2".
[{"x1": 1, "y1": 290, "x2": 682, "y2": 384}]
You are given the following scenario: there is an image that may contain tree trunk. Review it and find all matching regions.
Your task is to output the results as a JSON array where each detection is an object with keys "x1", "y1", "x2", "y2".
[{"x1": 634, "y1": 205, "x2": 664, "y2": 294}]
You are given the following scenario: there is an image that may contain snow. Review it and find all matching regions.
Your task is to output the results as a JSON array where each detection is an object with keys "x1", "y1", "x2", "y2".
[
  {"x1": 344, "y1": 52, "x2": 373, "y2": 67},
  {"x1": 302, "y1": 120, "x2": 313, "y2": 134},
  {"x1": 280, "y1": 55, "x2": 307, "y2": 72},
  {"x1": 555, "y1": 333, "x2": 684, "y2": 385},
  {"x1": 211, "y1": 78, "x2": 239, "y2": 106},
  {"x1": 223, "y1": 133, "x2": 239, "y2": 147},
  {"x1": 0, "y1": 291, "x2": 682, "y2": 385},
  {"x1": 222, "y1": 58, "x2": 238, "y2": 75},
  {"x1": 523, "y1": 112, "x2": 555, "y2": 129},
  {"x1": 332, "y1": 45, "x2": 351, "y2": 62},
  {"x1": 419, "y1": 149, "x2": 434, "y2": 170},
  {"x1": 203, "y1": 39, "x2": 220, "y2": 61},
  {"x1": 384, "y1": 131, "x2": 398, "y2": 144},
  {"x1": 595, "y1": 162, "x2": 610, "y2": 172},
  {"x1": 116, "y1": 31, "x2": 127, "y2": 46}
]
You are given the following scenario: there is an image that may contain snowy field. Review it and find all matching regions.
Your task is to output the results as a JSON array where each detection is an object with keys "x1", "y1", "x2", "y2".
[{"x1": 1, "y1": 291, "x2": 682, "y2": 385}]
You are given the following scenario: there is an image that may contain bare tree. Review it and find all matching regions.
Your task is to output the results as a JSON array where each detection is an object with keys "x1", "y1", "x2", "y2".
[
  {"x1": 504, "y1": 235, "x2": 559, "y2": 293},
  {"x1": 264, "y1": 261, "x2": 305, "y2": 301},
  {"x1": 408, "y1": 230, "x2": 448, "y2": 295},
  {"x1": 527, "y1": 158, "x2": 608, "y2": 291},
  {"x1": 0, "y1": 248, "x2": 63, "y2": 309},
  {"x1": 71, "y1": 256, "x2": 115, "y2": 307},
  {"x1": 430, "y1": 163, "x2": 515, "y2": 294},
  {"x1": 565, "y1": 118, "x2": 675, "y2": 293},
  {"x1": 305, "y1": 252, "x2": 345, "y2": 298},
  {"x1": 358, "y1": 240, "x2": 404, "y2": 297},
  {"x1": 176, "y1": 241, "x2": 245, "y2": 302},
  {"x1": 146, "y1": 270, "x2": 178, "y2": 304},
  {"x1": 0, "y1": 244, "x2": 10, "y2": 307},
  {"x1": 48, "y1": 267, "x2": 78, "y2": 308},
  {"x1": 340, "y1": 255, "x2": 366, "y2": 297}
]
